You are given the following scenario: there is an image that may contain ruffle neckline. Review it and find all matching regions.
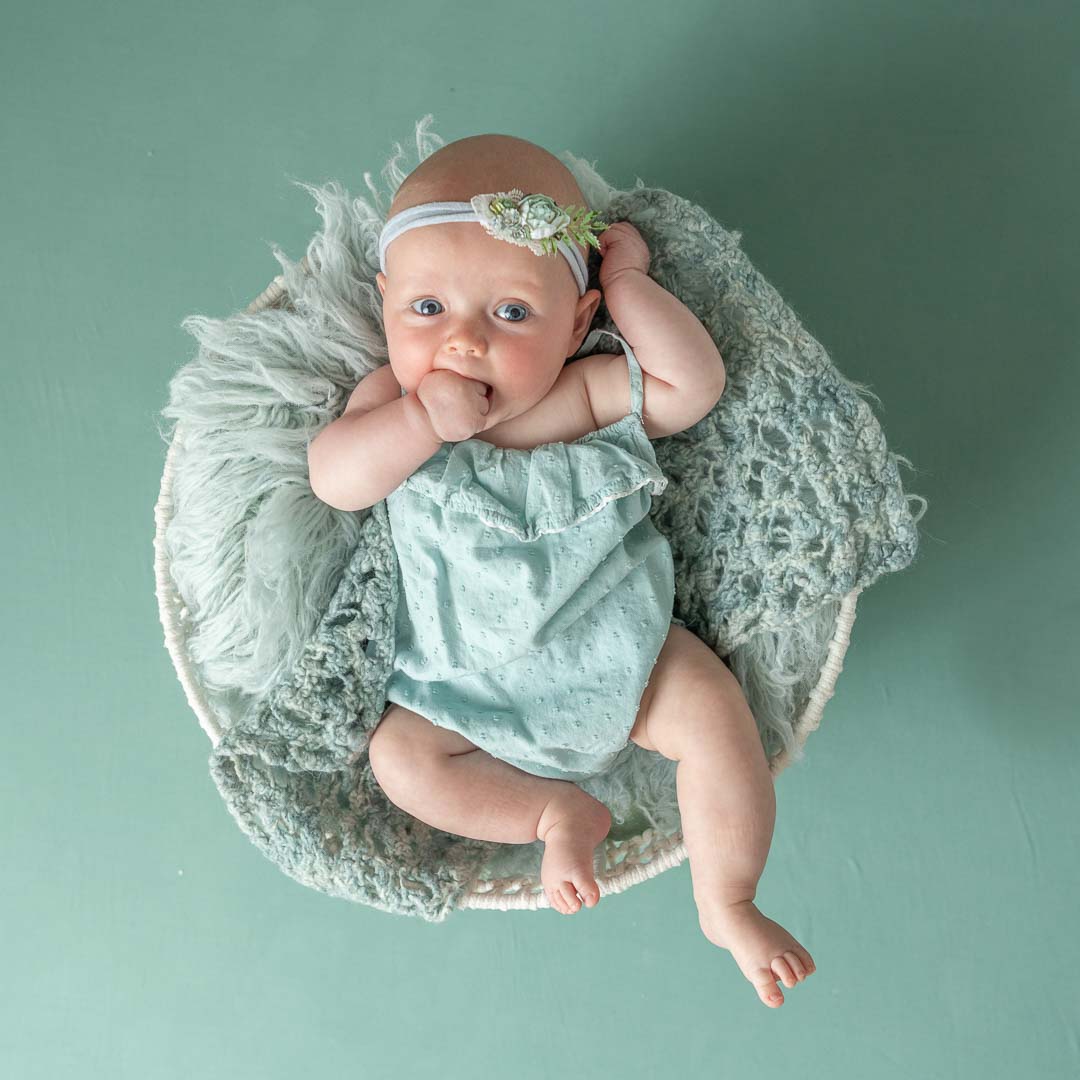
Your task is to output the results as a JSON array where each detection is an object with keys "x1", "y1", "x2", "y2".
[{"x1": 400, "y1": 412, "x2": 668, "y2": 542}]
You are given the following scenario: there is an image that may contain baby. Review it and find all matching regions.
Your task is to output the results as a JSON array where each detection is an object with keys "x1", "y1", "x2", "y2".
[{"x1": 307, "y1": 133, "x2": 815, "y2": 1007}]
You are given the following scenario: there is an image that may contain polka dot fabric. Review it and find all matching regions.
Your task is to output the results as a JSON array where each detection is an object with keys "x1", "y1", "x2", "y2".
[{"x1": 384, "y1": 329, "x2": 678, "y2": 782}]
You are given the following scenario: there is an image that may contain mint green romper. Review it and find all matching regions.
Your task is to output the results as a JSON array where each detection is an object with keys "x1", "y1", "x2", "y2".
[{"x1": 383, "y1": 329, "x2": 677, "y2": 783}]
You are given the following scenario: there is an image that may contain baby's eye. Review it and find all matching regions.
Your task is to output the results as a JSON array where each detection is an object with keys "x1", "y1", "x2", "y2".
[
  {"x1": 411, "y1": 298, "x2": 443, "y2": 317},
  {"x1": 408, "y1": 298, "x2": 530, "y2": 322},
  {"x1": 496, "y1": 302, "x2": 530, "y2": 323}
]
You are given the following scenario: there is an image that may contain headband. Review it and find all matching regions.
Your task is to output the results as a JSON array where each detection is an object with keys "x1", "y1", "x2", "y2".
[{"x1": 377, "y1": 189, "x2": 609, "y2": 297}]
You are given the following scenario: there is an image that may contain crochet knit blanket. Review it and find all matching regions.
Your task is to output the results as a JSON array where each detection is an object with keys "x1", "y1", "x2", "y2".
[{"x1": 158, "y1": 118, "x2": 926, "y2": 921}]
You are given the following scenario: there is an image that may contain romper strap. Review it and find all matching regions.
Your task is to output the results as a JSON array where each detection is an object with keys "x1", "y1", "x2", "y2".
[{"x1": 575, "y1": 328, "x2": 644, "y2": 416}]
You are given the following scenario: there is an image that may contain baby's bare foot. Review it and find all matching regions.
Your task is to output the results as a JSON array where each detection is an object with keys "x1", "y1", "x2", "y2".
[
  {"x1": 698, "y1": 899, "x2": 816, "y2": 1007},
  {"x1": 537, "y1": 794, "x2": 611, "y2": 914}
]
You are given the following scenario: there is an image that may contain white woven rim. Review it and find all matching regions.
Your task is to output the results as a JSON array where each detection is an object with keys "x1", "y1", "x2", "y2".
[{"x1": 152, "y1": 261, "x2": 859, "y2": 914}]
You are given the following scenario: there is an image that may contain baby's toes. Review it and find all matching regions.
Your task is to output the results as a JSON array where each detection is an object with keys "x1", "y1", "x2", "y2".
[
  {"x1": 561, "y1": 883, "x2": 583, "y2": 913},
  {"x1": 753, "y1": 970, "x2": 784, "y2": 1008},
  {"x1": 547, "y1": 888, "x2": 568, "y2": 915},
  {"x1": 577, "y1": 881, "x2": 600, "y2": 908},
  {"x1": 783, "y1": 951, "x2": 809, "y2": 981},
  {"x1": 771, "y1": 955, "x2": 798, "y2": 989}
]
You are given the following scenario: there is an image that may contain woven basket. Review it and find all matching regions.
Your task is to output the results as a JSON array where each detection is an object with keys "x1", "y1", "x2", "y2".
[{"x1": 152, "y1": 247, "x2": 859, "y2": 911}]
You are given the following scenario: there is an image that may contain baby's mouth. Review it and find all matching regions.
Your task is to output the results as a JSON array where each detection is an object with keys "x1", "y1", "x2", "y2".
[{"x1": 485, "y1": 385, "x2": 494, "y2": 401}]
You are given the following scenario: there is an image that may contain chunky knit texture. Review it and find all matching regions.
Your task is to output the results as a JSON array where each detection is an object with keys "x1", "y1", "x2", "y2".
[{"x1": 157, "y1": 116, "x2": 926, "y2": 921}]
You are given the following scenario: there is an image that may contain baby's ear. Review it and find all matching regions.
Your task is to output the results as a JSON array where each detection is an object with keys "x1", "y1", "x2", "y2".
[
  {"x1": 376, "y1": 272, "x2": 387, "y2": 297},
  {"x1": 572, "y1": 287, "x2": 603, "y2": 345}
]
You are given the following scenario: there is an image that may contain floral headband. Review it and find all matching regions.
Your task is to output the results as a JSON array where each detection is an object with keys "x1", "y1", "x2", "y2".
[{"x1": 378, "y1": 188, "x2": 610, "y2": 296}]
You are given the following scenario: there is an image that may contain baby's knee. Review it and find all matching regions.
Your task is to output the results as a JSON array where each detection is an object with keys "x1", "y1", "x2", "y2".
[
  {"x1": 367, "y1": 704, "x2": 418, "y2": 790},
  {"x1": 367, "y1": 704, "x2": 477, "y2": 791}
]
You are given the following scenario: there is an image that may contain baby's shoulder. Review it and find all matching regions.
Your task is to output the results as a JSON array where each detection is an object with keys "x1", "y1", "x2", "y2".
[
  {"x1": 579, "y1": 350, "x2": 691, "y2": 440},
  {"x1": 341, "y1": 362, "x2": 401, "y2": 417},
  {"x1": 576, "y1": 352, "x2": 630, "y2": 431}
]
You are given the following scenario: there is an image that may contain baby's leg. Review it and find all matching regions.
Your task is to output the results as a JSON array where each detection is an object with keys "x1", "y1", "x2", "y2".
[
  {"x1": 368, "y1": 704, "x2": 612, "y2": 914},
  {"x1": 629, "y1": 625, "x2": 817, "y2": 1007}
]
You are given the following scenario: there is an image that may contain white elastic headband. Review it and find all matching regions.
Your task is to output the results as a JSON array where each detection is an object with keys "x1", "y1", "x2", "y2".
[{"x1": 378, "y1": 191, "x2": 601, "y2": 297}]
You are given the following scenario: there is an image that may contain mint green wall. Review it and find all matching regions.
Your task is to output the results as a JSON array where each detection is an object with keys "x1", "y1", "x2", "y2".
[{"x1": 3, "y1": 1, "x2": 1077, "y2": 1076}]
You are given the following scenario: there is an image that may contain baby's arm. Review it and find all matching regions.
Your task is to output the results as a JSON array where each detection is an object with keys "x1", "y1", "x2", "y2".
[
  {"x1": 598, "y1": 223, "x2": 726, "y2": 433},
  {"x1": 308, "y1": 366, "x2": 441, "y2": 511}
]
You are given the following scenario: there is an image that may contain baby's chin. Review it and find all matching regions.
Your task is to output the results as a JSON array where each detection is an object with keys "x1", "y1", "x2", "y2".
[
  {"x1": 486, "y1": 385, "x2": 507, "y2": 419},
  {"x1": 484, "y1": 387, "x2": 532, "y2": 428}
]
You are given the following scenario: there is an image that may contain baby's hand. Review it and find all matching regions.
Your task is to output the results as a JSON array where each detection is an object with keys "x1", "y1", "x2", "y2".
[
  {"x1": 416, "y1": 369, "x2": 492, "y2": 443},
  {"x1": 597, "y1": 221, "x2": 651, "y2": 289}
]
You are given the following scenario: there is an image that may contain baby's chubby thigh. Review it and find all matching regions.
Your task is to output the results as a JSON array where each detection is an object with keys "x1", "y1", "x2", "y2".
[
  {"x1": 367, "y1": 703, "x2": 479, "y2": 802},
  {"x1": 628, "y1": 623, "x2": 750, "y2": 761}
]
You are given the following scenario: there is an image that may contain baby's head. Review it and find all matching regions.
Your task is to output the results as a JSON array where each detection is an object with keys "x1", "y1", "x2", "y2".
[{"x1": 376, "y1": 133, "x2": 603, "y2": 422}]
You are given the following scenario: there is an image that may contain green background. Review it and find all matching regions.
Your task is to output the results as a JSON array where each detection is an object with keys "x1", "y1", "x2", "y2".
[{"x1": 3, "y1": 1, "x2": 1078, "y2": 1076}]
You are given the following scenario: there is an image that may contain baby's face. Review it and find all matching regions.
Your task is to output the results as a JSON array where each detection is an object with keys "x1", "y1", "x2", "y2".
[{"x1": 376, "y1": 222, "x2": 587, "y2": 422}]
